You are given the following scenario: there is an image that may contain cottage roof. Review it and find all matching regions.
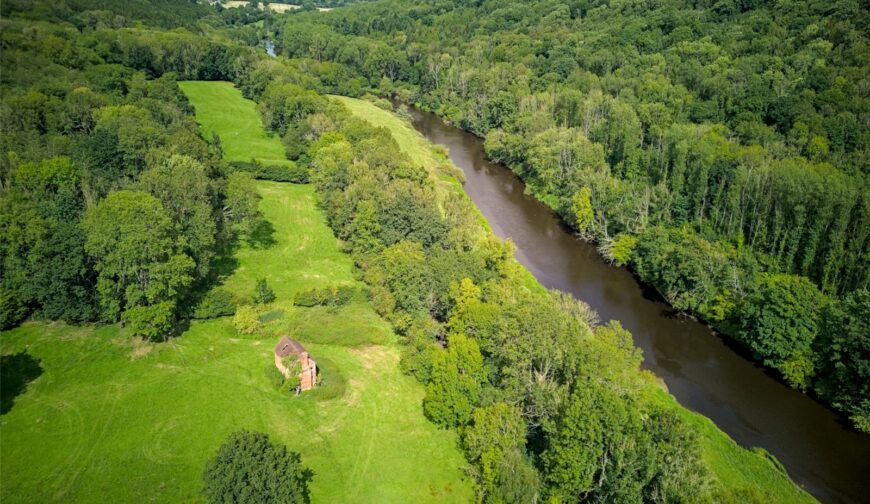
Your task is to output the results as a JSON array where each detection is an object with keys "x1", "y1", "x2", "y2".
[{"x1": 275, "y1": 336, "x2": 306, "y2": 357}]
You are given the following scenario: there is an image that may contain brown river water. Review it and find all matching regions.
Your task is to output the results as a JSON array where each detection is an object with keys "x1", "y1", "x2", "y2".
[{"x1": 404, "y1": 105, "x2": 870, "y2": 503}]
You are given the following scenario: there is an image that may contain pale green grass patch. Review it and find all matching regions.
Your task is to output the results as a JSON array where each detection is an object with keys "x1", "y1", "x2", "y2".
[{"x1": 180, "y1": 81, "x2": 290, "y2": 166}]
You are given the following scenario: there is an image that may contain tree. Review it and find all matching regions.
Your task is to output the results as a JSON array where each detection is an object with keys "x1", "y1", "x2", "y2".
[
  {"x1": 601, "y1": 233, "x2": 637, "y2": 266},
  {"x1": 253, "y1": 278, "x2": 276, "y2": 305},
  {"x1": 84, "y1": 190, "x2": 194, "y2": 339},
  {"x1": 542, "y1": 382, "x2": 654, "y2": 503},
  {"x1": 137, "y1": 155, "x2": 216, "y2": 278},
  {"x1": 225, "y1": 171, "x2": 262, "y2": 238},
  {"x1": 349, "y1": 199, "x2": 382, "y2": 254},
  {"x1": 645, "y1": 408, "x2": 710, "y2": 502},
  {"x1": 736, "y1": 273, "x2": 827, "y2": 389},
  {"x1": 202, "y1": 430, "x2": 311, "y2": 504},
  {"x1": 463, "y1": 403, "x2": 539, "y2": 503},
  {"x1": 0, "y1": 157, "x2": 96, "y2": 323},
  {"x1": 423, "y1": 333, "x2": 486, "y2": 427},
  {"x1": 571, "y1": 187, "x2": 594, "y2": 235},
  {"x1": 815, "y1": 289, "x2": 870, "y2": 432}
]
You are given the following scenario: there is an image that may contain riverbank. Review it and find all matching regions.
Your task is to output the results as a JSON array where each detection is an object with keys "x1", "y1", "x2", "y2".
[
  {"x1": 399, "y1": 100, "x2": 870, "y2": 504},
  {"x1": 335, "y1": 95, "x2": 817, "y2": 503}
]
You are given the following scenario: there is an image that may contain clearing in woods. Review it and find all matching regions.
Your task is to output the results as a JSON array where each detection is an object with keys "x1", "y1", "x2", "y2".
[{"x1": 0, "y1": 82, "x2": 473, "y2": 503}]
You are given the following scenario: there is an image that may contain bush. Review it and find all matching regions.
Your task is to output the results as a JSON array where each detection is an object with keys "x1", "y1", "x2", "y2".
[
  {"x1": 292, "y1": 286, "x2": 356, "y2": 308},
  {"x1": 253, "y1": 278, "x2": 277, "y2": 305},
  {"x1": 123, "y1": 302, "x2": 174, "y2": 341},
  {"x1": 202, "y1": 430, "x2": 312, "y2": 504},
  {"x1": 260, "y1": 163, "x2": 310, "y2": 183},
  {"x1": 229, "y1": 160, "x2": 309, "y2": 183},
  {"x1": 193, "y1": 289, "x2": 236, "y2": 319},
  {"x1": 233, "y1": 305, "x2": 261, "y2": 335},
  {"x1": 309, "y1": 357, "x2": 345, "y2": 401},
  {"x1": 0, "y1": 291, "x2": 28, "y2": 330},
  {"x1": 267, "y1": 364, "x2": 287, "y2": 390}
]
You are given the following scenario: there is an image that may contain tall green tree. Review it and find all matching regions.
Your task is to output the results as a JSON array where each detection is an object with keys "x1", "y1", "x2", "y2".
[
  {"x1": 137, "y1": 155, "x2": 217, "y2": 278},
  {"x1": 202, "y1": 430, "x2": 311, "y2": 504},
  {"x1": 736, "y1": 273, "x2": 827, "y2": 389},
  {"x1": 84, "y1": 190, "x2": 194, "y2": 339},
  {"x1": 0, "y1": 157, "x2": 96, "y2": 323},
  {"x1": 423, "y1": 333, "x2": 486, "y2": 428}
]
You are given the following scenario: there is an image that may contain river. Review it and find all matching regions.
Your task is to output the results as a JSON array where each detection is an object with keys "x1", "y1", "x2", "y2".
[{"x1": 403, "y1": 105, "x2": 870, "y2": 503}]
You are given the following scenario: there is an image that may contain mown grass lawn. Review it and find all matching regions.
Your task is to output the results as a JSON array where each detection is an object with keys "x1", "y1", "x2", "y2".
[
  {"x1": 336, "y1": 95, "x2": 815, "y2": 504},
  {"x1": 0, "y1": 82, "x2": 473, "y2": 503}
]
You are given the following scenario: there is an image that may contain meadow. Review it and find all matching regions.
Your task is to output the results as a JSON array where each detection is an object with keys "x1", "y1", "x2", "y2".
[{"x1": 0, "y1": 82, "x2": 473, "y2": 503}]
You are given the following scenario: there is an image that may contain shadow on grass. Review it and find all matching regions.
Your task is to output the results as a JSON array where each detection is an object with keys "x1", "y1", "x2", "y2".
[
  {"x1": 180, "y1": 242, "x2": 240, "y2": 322},
  {"x1": 248, "y1": 219, "x2": 277, "y2": 249},
  {"x1": 1, "y1": 351, "x2": 43, "y2": 414}
]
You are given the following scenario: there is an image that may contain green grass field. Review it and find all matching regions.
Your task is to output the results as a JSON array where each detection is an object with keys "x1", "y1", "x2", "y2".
[
  {"x1": 335, "y1": 95, "x2": 815, "y2": 503},
  {"x1": 0, "y1": 83, "x2": 473, "y2": 503},
  {"x1": 180, "y1": 81, "x2": 290, "y2": 166}
]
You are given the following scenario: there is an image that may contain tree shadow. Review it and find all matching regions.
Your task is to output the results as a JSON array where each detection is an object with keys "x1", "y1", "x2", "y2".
[
  {"x1": 180, "y1": 242, "x2": 240, "y2": 321},
  {"x1": 247, "y1": 219, "x2": 277, "y2": 249},
  {"x1": 209, "y1": 242, "x2": 242, "y2": 280},
  {"x1": 1, "y1": 351, "x2": 43, "y2": 414}
]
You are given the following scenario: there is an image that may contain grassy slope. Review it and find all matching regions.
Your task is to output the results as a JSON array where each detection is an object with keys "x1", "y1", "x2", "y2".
[
  {"x1": 180, "y1": 81, "x2": 290, "y2": 166},
  {"x1": 334, "y1": 96, "x2": 816, "y2": 504},
  {"x1": 0, "y1": 83, "x2": 473, "y2": 503}
]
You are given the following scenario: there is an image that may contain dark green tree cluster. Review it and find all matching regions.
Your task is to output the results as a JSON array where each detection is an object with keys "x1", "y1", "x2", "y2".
[
  {"x1": 202, "y1": 430, "x2": 312, "y2": 504},
  {"x1": 271, "y1": 0, "x2": 870, "y2": 431},
  {"x1": 0, "y1": 14, "x2": 263, "y2": 337}
]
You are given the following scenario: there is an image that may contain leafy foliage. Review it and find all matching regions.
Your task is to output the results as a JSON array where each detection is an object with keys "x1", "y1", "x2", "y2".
[
  {"x1": 193, "y1": 289, "x2": 237, "y2": 319},
  {"x1": 84, "y1": 190, "x2": 194, "y2": 339},
  {"x1": 292, "y1": 285, "x2": 355, "y2": 307},
  {"x1": 736, "y1": 273, "x2": 827, "y2": 389},
  {"x1": 233, "y1": 305, "x2": 262, "y2": 335},
  {"x1": 253, "y1": 278, "x2": 276, "y2": 305},
  {"x1": 202, "y1": 430, "x2": 312, "y2": 504}
]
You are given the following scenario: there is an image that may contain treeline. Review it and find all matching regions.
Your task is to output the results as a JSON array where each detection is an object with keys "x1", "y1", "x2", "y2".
[
  {"x1": 239, "y1": 59, "x2": 738, "y2": 502},
  {"x1": 0, "y1": 14, "x2": 268, "y2": 337},
  {"x1": 0, "y1": 2, "x2": 815, "y2": 500},
  {"x1": 270, "y1": 0, "x2": 870, "y2": 432}
]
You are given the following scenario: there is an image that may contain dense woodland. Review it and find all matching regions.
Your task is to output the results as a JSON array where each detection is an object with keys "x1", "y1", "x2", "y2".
[
  {"x1": 267, "y1": 0, "x2": 870, "y2": 433},
  {"x1": 0, "y1": 0, "x2": 864, "y2": 502},
  {"x1": 0, "y1": 3, "x2": 723, "y2": 501}
]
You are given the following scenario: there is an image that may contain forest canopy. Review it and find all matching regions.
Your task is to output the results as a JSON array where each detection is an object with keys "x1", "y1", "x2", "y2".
[{"x1": 270, "y1": 0, "x2": 870, "y2": 433}]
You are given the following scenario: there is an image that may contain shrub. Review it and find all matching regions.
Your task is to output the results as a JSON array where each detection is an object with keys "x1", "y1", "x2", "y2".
[
  {"x1": 600, "y1": 233, "x2": 638, "y2": 266},
  {"x1": 0, "y1": 291, "x2": 28, "y2": 330},
  {"x1": 193, "y1": 289, "x2": 236, "y2": 319},
  {"x1": 253, "y1": 278, "x2": 276, "y2": 305},
  {"x1": 267, "y1": 364, "x2": 287, "y2": 390},
  {"x1": 229, "y1": 160, "x2": 309, "y2": 183},
  {"x1": 123, "y1": 302, "x2": 174, "y2": 341},
  {"x1": 260, "y1": 163, "x2": 310, "y2": 183},
  {"x1": 202, "y1": 430, "x2": 312, "y2": 504},
  {"x1": 292, "y1": 286, "x2": 356, "y2": 307},
  {"x1": 233, "y1": 305, "x2": 261, "y2": 335}
]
